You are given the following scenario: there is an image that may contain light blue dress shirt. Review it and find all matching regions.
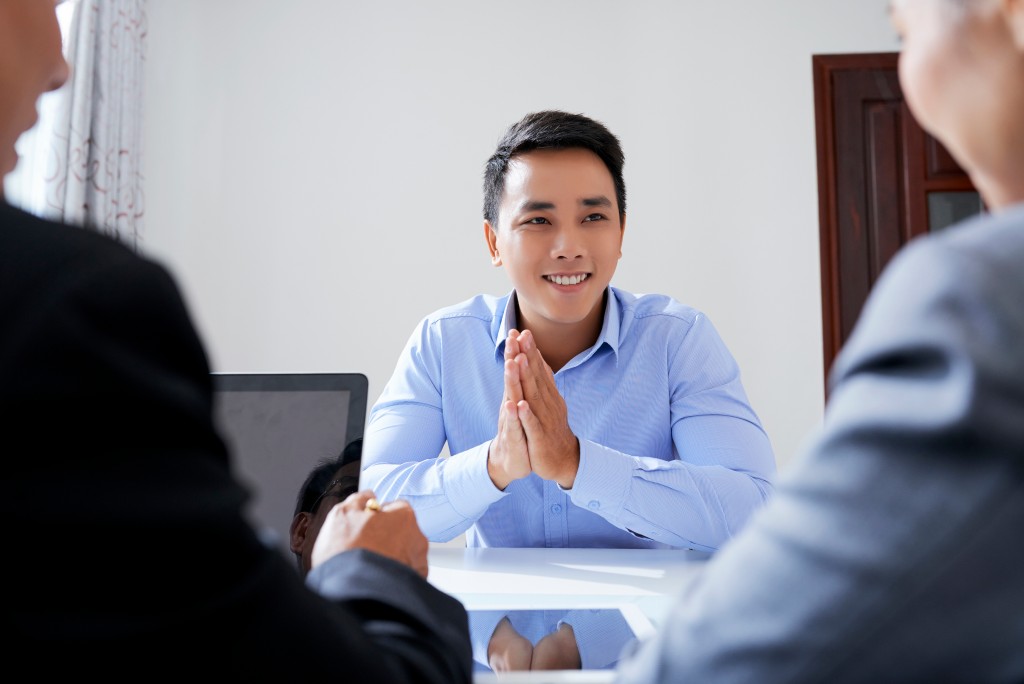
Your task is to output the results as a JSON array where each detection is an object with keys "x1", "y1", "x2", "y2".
[{"x1": 361, "y1": 287, "x2": 776, "y2": 551}]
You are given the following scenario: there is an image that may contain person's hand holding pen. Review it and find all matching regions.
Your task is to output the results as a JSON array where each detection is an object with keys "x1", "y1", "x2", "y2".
[{"x1": 311, "y1": 489, "x2": 430, "y2": 578}]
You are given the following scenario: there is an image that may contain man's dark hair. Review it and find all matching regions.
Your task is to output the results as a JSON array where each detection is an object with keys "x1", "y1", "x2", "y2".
[
  {"x1": 482, "y1": 110, "x2": 627, "y2": 227},
  {"x1": 293, "y1": 437, "x2": 362, "y2": 517}
]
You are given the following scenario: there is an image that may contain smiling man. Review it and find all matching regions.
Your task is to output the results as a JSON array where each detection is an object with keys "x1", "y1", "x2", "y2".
[{"x1": 362, "y1": 110, "x2": 776, "y2": 550}]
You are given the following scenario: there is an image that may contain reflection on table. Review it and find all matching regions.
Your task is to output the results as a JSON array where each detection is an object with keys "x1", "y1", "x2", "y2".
[
  {"x1": 428, "y1": 547, "x2": 711, "y2": 684},
  {"x1": 471, "y1": 608, "x2": 639, "y2": 674}
]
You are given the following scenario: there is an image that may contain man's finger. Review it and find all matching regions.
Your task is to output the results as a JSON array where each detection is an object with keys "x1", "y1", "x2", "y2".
[
  {"x1": 505, "y1": 358, "x2": 524, "y2": 404},
  {"x1": 515, "y1": 353, "x2": 544, "y2": 406}
]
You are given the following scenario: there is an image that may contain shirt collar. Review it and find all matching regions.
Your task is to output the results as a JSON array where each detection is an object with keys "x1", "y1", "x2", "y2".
[
  {"x1": 494, "y1": 291, "x2": 517, "y2": 361},
  {"x1": 492, "y1": 288, "x2": 621, "y2": 364}
]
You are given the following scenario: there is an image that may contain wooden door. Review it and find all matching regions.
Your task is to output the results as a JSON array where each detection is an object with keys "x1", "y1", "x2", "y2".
[{"x1": 812, "y1": 52, "x2": 982, "y2": 396}]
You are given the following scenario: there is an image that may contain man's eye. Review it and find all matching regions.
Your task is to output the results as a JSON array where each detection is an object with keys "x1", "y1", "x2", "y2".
[
  {"x1": 525, "y1": 217, "x2": 550, "y2": 225},
  {"x1": 583, "y1": 213, "x2": 607, "y2": 222}
]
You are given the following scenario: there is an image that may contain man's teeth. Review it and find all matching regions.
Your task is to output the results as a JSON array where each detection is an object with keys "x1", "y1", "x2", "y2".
[{"x1": 546, "y1": 274, "x2": 589, "y2": 286}]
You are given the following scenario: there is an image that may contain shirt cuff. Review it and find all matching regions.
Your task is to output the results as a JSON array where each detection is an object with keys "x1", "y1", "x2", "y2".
[
  {"x1": 443, "y1": 439, "x2": 506, "y2": 518},
  {"x1": 565, "y1": 439, "x2": 632, "y2": 520}
]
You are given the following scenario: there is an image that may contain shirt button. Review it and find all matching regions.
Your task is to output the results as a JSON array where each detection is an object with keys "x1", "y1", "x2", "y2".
[
  {"x1": 551, "y1": 504, "x2": 562, "y2": 513},
  {"x1": 588, "y1": 500, "x2": 600, "y2": 510}
]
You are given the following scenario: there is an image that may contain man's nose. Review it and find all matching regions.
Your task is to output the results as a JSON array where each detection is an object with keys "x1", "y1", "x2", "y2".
[
  {"x1": 552, "y1": 225, "x2": 585, "y2": 260},
  {"x1": 48, "y1": 57, "x2": 70, "y2": 94}
]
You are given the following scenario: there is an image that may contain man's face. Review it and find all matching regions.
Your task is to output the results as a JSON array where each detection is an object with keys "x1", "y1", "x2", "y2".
[
  {"x1": 485, "y1": 147, "x2": 624, "y2": 337},
  {"x1": 0, "y1": 0, "x2": 69, "y2": 180}
]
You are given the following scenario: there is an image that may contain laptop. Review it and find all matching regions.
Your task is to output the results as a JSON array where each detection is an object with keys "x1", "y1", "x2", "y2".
[{"x1": 210, "y1": 372, "x2": 368, "y2": 558}]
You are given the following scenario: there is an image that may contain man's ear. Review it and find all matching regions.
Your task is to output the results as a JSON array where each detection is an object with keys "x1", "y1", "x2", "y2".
[
  {"x1": 484, "y1": 221, "x2": 502, "y2": 266},
  {"x1": 1005, "y1": 0, "x2": 1024, "y2": 50},
  {"x1": 289, "y1": 513, "x2": 310, "y2": 554}
]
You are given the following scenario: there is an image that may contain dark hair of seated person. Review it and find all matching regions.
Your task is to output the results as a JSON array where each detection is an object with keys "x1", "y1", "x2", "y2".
[{"x1": 290, "y1": 437, "x2": 362, "y2": 573}]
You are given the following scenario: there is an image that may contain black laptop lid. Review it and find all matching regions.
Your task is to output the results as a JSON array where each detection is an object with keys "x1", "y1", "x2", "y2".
[{"x1": 210, "y1": 372, "x2": 368, "y2": 557}]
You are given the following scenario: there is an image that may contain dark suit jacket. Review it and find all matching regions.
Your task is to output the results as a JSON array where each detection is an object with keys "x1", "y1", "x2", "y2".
[{"x1": 0, "y1": 201, "x2": 471, "y2": 680}]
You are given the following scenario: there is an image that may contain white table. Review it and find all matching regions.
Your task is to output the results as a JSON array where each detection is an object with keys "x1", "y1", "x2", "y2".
[{"x1": 427, "y1": 547, "x2": 710, "y2": 683}]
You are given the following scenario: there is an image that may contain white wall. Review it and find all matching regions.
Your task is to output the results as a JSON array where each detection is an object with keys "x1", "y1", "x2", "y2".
[{"x1": 142, "y1": 0, "x2": 900, "y2": 472}]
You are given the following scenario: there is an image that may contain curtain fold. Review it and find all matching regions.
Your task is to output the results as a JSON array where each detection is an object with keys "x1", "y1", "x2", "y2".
[{"x1": 47, "y1": 0, "x2": 148, "y2": 249}]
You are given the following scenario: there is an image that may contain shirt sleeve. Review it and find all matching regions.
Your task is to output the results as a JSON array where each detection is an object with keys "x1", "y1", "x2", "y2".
[
  {"x1": 361, "y1": 317, "x2": 506, "y2": 542},
  {"x1": 307, "y1": 549, "x2": 473, "y2": 683},
  {"x1": 568, "y1": 313, "x2": 776, "y2": 551}
]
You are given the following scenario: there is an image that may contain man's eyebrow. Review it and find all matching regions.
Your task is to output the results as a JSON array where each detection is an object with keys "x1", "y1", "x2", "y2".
[
  {"x1": 520, "y1": 200, "x2": 556, "y2": 212},
  {"x1": 516, "y1": 197, "x2": 612, "y2": 212}
]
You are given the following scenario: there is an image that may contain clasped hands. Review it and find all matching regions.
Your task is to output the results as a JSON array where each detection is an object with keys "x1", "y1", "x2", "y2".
[
  {"x1": 308, "y1": 329, "x2": 580, "y2": 577},
  {"x1": 488, "y1": 329, "x2": 580, "y2": 491}
]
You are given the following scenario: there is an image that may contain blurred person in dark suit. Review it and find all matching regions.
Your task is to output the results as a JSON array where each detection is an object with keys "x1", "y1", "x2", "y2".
[{"x1": 0, "y1": 2, "x2": 470, "y2": 679}]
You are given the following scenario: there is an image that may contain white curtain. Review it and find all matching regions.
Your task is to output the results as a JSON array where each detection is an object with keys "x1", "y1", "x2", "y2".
[{"x1": 47, "y1": 0, "x2": 148, "y2": 249}]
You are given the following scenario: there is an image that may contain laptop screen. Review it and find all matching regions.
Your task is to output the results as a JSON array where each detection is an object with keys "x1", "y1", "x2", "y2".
[{"x1": 210, "y1": 372, "x2": 368, "y2": 558}]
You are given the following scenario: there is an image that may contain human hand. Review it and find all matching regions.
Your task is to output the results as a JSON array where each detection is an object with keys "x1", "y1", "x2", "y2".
[
  {"x1": 310, "y1": 489, "x2": 430, "y2": 578},
  {"x1": 487, "y1": 616, "x2": 534, "y2": 672},
  {"x1": 487, "y1": 329, "x2": 532, "y2": 490},
  {"x1": 531, "y1": 622, "x2": 582, "y2": 670},
  {"x1": 512, "y1": 329, "x2": 580, "y2": 488}
]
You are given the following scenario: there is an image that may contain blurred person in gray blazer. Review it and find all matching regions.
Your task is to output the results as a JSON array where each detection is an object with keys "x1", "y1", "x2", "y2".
[{"x1": 616, "y1": 0, "x2": 1024, "y2": 681}]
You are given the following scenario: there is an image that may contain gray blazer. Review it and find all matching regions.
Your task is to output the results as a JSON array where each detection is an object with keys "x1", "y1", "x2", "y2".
[{"x1": 616, "y1": 204, "x2": 1024, "y2": 682}]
